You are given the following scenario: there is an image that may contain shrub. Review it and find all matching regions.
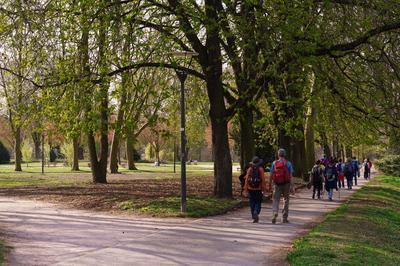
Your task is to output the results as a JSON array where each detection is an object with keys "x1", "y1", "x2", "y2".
[
  {"x1": 375, "y1": 155, "x2": 400, "y2": 176},
  {"x1": 0, "y1": 141, "x2": 10, "y2": 164}
]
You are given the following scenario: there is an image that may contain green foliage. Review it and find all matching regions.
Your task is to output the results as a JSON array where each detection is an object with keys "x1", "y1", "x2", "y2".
[
  {"x1": 287, "y1": 175, "x2": 400, "y2": 265},
  {"x1": 0, "y1": 141, "x2": 10, "y2": 164},
  {"x1": 61, "y1": 142, "x2": 74, "y2": 167},
  {"x1": 159, "y1": 150, "x2": 172, "y2": 162},
  {"x1": 119, "y1": 196, "x2": 241, "y2": 218},
  {"x1": 375, "y1": 155, "x2": 400, "y2": 177},
  {"x1": 144, "y1": 144, "x2": 154, "y2": 161},
  {"x1": 21, "y1": 142, "x2": 32, "y2": 166}
]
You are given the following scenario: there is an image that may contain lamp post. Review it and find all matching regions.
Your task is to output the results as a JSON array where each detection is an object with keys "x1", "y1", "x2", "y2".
[{"x1": 168, "y1": 51, "x2": 198, "y2": 213}]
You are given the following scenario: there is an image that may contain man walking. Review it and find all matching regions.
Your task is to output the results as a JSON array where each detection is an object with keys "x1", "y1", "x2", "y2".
[
  {"x1": 351, "y1": 157, "x2": 359, "y2": 186},
  {"x1": 269, "y1": 148, "x2": 294, "y2": 224}
]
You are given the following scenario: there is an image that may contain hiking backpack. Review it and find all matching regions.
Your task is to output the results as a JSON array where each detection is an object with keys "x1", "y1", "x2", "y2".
[
  {"x1": 272, "y1": 160, "x2": 290, "y2": 185},
  {"x1": 344, "y1": 163, "x2": 353, "y2": 176},
  {"x1": 351, "y1": 160, "x2": 358, "y2": 171},
  {"x1": 326, "y1": 166, "x2": 335, "y2": 181},
  {"x1": 312, "y1": 166, "x2": 323, "y2": 183},
  {"x1": 248, "y1": 166, "x2": 261, "y2": 188}
]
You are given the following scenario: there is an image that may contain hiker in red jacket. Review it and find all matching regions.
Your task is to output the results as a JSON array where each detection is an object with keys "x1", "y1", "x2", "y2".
[{"x1": 269, "y1": 148, "x2": 294, "y2": 224}]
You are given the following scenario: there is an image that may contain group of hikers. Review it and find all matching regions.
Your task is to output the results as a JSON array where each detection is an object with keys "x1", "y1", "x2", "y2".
[
  {"x1": 309, "y1": 155, "x2": 372, "y2": 201},
  {"x1": 240, "y1": 149, "x2": 373, "y2": 224}
]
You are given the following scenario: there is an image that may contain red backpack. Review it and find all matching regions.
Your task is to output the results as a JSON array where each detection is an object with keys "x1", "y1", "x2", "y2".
[{"x1": 272, "y1": 159, "x2": 290, "y2": 185}]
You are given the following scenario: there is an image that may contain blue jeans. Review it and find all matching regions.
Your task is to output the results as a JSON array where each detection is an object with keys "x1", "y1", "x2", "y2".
[
  {"x1": 352, "y1": 171, "x2": 358, "y2": 185},
  {"x1": 346, "y1": 175, "x2": 353, "y2": 189},
  {"x1": 248, "y1": 190, "x2": 263, "y2": 218},
  {"x1": 328, "y1": 188, "x2": 333, "y2": 200}
]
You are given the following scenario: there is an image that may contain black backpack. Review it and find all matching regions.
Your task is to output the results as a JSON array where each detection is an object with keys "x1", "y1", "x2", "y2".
[
  {"x1": 312, "y1": 166, "x2": 323, "y2": 183},
  {"x1": 248, "y1": 166, "x2": 261, "y2": 188}
]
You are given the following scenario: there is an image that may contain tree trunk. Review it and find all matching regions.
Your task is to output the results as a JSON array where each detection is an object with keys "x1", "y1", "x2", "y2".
[
  {"x1": 203, "y1": 0, "x2": 232, "y2": 198},
  {"x1": 32, "y1": 132, "x2": 41, "y2": 160},
  {"x1": 72, "y1": 137, "x2": 80, "y2": 171},
  {"x1": 292, "y1": 138, "x2": 307, "y2": 180},
  {"x1": 304, "y1": 106, "x2": 316, "y2": 173},
  {"x1": 210, "y1": 114, "x2": 232, "y2": 198},
  {"x1": 126, "y1": 136, "x2": 137, "y2": 170},
  {"x1": 239, "y1": 107, "x2": 255, "y2": 173},
  {"x1": 321, "y1": 132, "x2": 331, "y2": 158},
  {"x1": 345, "y1": 146, "x2": 353, "y2": 159},
  {"x1": 110, "y1": 132, "x2": 120, "y2": 173},
  {"x1": 14, "y1": 127, "x2": 22, "y2": 171},
  {"x1": 155, "y1": 143, "x2": 160, "y2": 163},
  {"x1": 278, "y1": 129, "x2": 292, "y2": 160},
  {"x1": 332, "y1": 136, "x2": 338, "y2": 158},
  {"x1": 205, "y1": 56, "x2": 232, "y2": 198},
  {"x1": 85, "y1": 1, "x2": 109, "y2": 184}
]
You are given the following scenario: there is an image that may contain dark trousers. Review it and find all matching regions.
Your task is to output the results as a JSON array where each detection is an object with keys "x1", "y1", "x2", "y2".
[
  {"x1": 248, "y1": 190, "x2": 263, "y2": 218},
  {"x1": 346, "y1": 175, "x2": 353, "y2": 189},
  {"x1": 353, "y1": 171, "x2": 358, "y2": 185},
  {"x1": 313, "y1": 186, "x2": 321, "y2": 199}
]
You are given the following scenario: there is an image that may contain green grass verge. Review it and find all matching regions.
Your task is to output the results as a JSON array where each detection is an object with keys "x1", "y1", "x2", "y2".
[
  {"x1": 119, "y1": 196, "x2": 242, "y2": 218},
  {"x1": 287, "y1": 175, "x2": 400, "y2": 266},
  {"x1": 0, "y1": 240, "x2": 6, "y2": 265}
]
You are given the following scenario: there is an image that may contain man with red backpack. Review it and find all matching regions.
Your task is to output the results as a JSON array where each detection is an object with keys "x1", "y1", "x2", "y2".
[
  {"x1": 244, "y1": 157, "x2": 267, "y2": 223},
  {"x1": 269, "y1": 148, "x2": 294, "y2": 224}
]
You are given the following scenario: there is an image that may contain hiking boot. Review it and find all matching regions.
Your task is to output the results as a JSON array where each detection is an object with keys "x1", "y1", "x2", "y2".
[
  {"x1": 282, "y1": 218, "x2": 289, "y2": 223},
  {"x1": 272, "y1": 214, "x2": 278, "y2": 224}
]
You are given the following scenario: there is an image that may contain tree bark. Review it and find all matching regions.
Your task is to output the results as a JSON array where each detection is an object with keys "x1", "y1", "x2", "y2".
[
  {"x1": 204, "y1": 0, "x2": 232, "y2": 197},
  {"x1": 14, "y1": 126, "x2": 22, "y2": 171},
  {"x1": 126, "y1": 136, "x2": 137, "y2": 170},
  {"x1": 72, "y1": 136, "x2": 80, "y2": 171},
  {"x1": 292, "y1": 138, "x2": 307, "y2": 180},
  {"x1": 345, "y1": 146, "x2": 353, "y2": 159},
  {"x1": 32, "y1": 132, "x2": 41, "y2": 160},
  {"x1": 278, "y1": 129, "x2": 292, "y2": 159},
  {"x1": 304, "y1": 107, "x2": 316, "y2": 173},
  {"x1": 83, "y1": 1, "x2": 109, "y2": 183},
  {"x1": 239, "y1": 108, "x2": 255, "y2": 173},
  {"x1": 321, "y1": 132, "x2": 331, "y2": 157},
  {"x1": 110, "y1": 132, "x2": 120, "y2": 173}
]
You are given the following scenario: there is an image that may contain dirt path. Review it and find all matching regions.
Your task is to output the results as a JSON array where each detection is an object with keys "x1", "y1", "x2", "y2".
[{"x1": 0, "y1": 177, "x2": 370, "y2": 266}]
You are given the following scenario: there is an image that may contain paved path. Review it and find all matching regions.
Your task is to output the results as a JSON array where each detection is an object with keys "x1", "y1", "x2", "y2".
[{"x1": 0, "y1": 177, "x2": 370, "y2": 266}]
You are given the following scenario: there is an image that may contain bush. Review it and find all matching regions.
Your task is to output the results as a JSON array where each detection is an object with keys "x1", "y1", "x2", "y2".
[
  {"x1": 375, "y1": 155, "x2": 400, "y2": 176},
  {"x1": 0, "y1": 141, "x2": 10, "y2": 164}
]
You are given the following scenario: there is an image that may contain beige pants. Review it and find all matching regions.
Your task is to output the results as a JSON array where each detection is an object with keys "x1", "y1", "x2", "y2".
[{"x1": 272, "y1": 183, "x2": 290, "y2": 219}]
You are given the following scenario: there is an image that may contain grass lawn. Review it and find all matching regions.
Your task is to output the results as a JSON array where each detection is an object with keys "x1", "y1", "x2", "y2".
[
  {"x1": 0, "y1": 161, "x2": 304, "y2": 218},
  {"x1": 0, "y1": 161, "x2": 246, "y2": 217},
  {"x1": 119, "y1": 196, "x2": 242, "y2": 218},
  {"x1": 0, "y1": 240, "x2": 5, "y2": 266},
  {"x1": 287, "y1": 175, "x2": 400, "y2": 265}
]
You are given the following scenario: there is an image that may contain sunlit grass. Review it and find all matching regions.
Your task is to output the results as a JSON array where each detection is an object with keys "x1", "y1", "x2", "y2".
[
  {"x1": 287, "y1": 175, "x2": 400, "y2": 265},
  {"x1": 119, "y1": 195, "x2": 242, "y2": 218}
]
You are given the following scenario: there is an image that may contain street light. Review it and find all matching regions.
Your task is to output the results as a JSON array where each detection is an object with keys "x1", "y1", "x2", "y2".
[{"x1": 168, "y1": 51, "x2": 198, "y2": 213}]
